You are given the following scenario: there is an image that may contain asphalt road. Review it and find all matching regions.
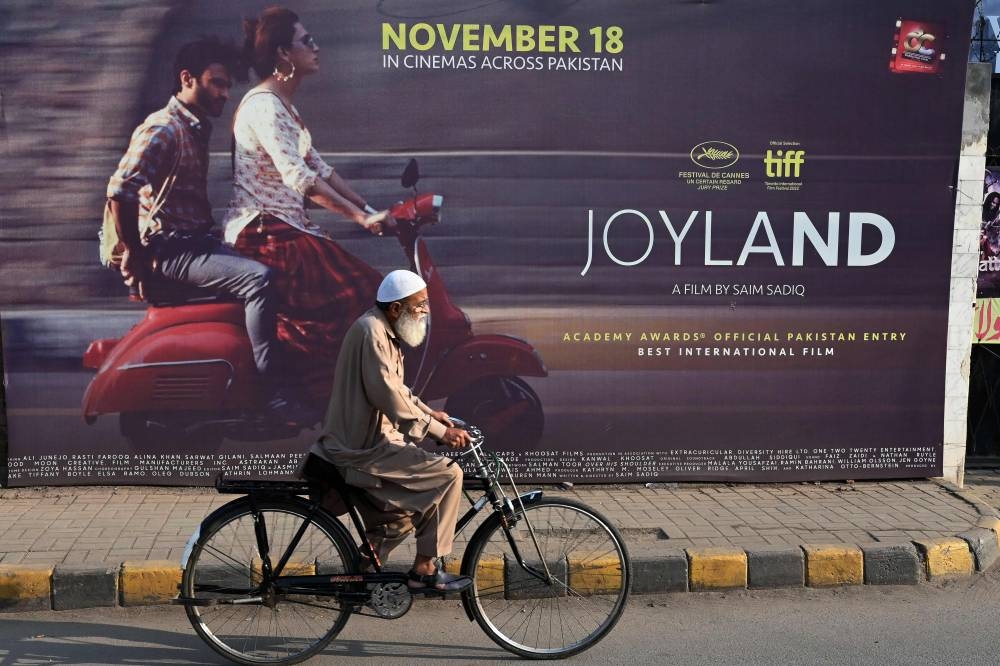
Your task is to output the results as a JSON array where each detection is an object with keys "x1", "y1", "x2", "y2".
[{"x1": 2, "y1": 569, "x2": 998, "y2": 665}]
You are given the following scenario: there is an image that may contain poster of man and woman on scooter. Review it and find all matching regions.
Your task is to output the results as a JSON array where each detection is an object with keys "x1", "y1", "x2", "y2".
[{"x1": 0, "y1": 0, "x2": 977, "y2": 485}]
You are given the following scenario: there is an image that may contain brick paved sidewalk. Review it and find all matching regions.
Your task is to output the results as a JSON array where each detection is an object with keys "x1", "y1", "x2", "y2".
[
  {"x1": 964, "y1": 468, "x2": 1000, "y2": 515},
  {"x1": 1, "y1": 477, "x2": 995, "y2": 568}
]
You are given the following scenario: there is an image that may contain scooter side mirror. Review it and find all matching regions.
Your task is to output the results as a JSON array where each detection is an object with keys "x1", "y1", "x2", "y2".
[{"x1": 401, "y1": 159, "x2": 419, "y2": 189}]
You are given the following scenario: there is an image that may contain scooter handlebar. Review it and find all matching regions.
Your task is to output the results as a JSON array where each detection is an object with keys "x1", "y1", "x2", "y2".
[{"x1": 388, "y1": 193, "x2": 444, "y2": 225}]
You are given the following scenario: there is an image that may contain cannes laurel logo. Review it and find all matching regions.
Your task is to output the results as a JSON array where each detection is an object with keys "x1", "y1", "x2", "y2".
[{"x1": 690, "y1": 141, "x2": 740, "y2": 169}]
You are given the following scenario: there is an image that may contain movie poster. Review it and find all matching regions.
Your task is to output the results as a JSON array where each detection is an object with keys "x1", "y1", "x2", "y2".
[
  {"x1": 975, "y1": 171, "x2": 1000, "y2": 342},
  {"x1": 979, "y1": 171, "x2": 1000, "y2": 300},
  {"x1": 0, "y1": 1, "x2": 976, "y2": 485}
]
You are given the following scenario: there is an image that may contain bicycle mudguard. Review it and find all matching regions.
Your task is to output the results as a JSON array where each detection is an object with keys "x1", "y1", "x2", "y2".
[{"x1": 458, "y1": 489, "x2": 544, "y2": 621}]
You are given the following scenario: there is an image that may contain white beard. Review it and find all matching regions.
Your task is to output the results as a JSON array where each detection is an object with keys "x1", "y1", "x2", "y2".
[{"x1": 394, "y1": 310, "x2": 428, "y2": 348}]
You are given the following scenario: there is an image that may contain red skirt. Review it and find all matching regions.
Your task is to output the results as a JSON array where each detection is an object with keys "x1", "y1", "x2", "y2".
[{"x1": 234, "y1": 215, "x2": 382, "y2": 403}]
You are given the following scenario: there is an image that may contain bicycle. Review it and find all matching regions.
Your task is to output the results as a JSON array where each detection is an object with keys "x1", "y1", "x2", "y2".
[{"x1": 178, "y1": 421, "x2": 632, "y2": 664}]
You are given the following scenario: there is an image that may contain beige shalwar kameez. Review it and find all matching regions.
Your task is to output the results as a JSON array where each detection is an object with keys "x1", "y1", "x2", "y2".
[{"x1": 308, "y1": 307, "x2": 462, "y2": 560}]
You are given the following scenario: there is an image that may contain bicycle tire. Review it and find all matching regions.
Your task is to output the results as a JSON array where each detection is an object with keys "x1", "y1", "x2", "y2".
[
  {"x1": 181, "y1": 496, "x2": 356, "y2": 665},
  {"x1": 461, "y1": 497, "x2": 631, "y2": 659}
]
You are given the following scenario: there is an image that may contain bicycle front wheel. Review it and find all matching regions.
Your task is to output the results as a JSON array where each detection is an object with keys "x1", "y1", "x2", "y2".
[
  {"x1": 461, "y1": 497, "x2": 631, "y2": 659},
  {"x1": 181, "y1": 497, "x2": 355, "y2": 665}
]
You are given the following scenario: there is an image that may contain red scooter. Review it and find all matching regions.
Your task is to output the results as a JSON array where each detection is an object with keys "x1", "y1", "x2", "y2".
[{"x1": 81, "y1": 160, "x2": 547, "y2": 450}]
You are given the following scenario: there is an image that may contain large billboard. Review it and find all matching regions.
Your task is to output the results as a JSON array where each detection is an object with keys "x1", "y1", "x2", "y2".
[{"x1": 0, "y1": 1, "x2": 976, "y2": 485}]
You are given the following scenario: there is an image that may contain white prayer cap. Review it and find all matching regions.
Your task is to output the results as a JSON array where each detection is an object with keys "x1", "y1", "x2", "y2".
[{"x1": 377, "y1": 269, "x2": 427, "y2": 303}]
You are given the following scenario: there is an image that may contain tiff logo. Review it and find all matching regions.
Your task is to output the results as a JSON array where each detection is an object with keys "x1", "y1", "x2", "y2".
[{"x1": 763, "y1": 149, "x2": 805, "y2": 179}]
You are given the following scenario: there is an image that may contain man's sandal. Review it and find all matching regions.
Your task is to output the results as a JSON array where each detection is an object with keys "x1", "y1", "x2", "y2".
[{"x1": 406, "y1": 568, "x2": 473, "y2": 594}]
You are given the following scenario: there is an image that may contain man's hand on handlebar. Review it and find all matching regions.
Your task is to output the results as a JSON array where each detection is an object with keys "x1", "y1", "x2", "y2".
[{"x1": 440, "y1": 426, "x2": 472, "y2": 449}]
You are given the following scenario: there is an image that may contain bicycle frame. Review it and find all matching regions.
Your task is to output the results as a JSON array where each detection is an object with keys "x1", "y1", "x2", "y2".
[{"x1": 180, "y1": 428, "x2": 549, "y2": 613}]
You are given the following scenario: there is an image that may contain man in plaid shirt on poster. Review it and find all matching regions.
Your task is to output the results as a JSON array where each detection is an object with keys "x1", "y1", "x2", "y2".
[{"x1": 106, "y1": 37, "x2": 310, "y2": 424}]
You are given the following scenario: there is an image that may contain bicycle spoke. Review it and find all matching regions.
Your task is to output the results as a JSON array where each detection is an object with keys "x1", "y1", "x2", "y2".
[
  {"x1": 182, "y1": 500, "x2": 354, "y2": 664},
  {"x1": 465, "y1": 498, "x2": 630, "y2": 658},
  {"x1": 200, "y1": 543, "x2": 258, "y2": 583}
]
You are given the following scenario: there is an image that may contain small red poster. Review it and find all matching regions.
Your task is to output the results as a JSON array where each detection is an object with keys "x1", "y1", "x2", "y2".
[{"x1": 890, "y1": 18, "x2": 946, "y2": 74}]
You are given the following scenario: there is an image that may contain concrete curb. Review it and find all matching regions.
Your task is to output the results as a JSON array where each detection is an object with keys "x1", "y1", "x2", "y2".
[
  {"x1": 632, "y1": 550, "x2": 688, "y2": 594},
  {"x1": 914, "y1": 538, "x2": 976, "y2": 579},
  {"x1": 860, "y1": 543, "x2": 922, "y2": 586},
  {"x1": 53, "y1": 564, "x2": 118, "y2": 610},
  {"x1": 745, "y1": 546, "x2": 804, "y2": 589},
  {"x1": 0, "y1": 565, "x2": 52, "y2": 612},
  {"x1": 2, "y1": 522, "x2": 998, "y2": 612},
  {"x1": 687, "y1": 547, "x2": 747, "y2": 591},
  {"x1": 120, "y1": 560, "x2": 182, "y2": 606},
  {"x1": 957, "y1": 528, "x2": 1000, "y2": 571},
  {"x1": 802, "y1": 544, "x2": 864, "y2": 587}
]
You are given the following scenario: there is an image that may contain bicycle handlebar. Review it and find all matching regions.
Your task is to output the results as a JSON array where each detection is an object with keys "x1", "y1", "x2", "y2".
[{"x1": 439, "y1": 417, "x2": 487, "y2": 464}]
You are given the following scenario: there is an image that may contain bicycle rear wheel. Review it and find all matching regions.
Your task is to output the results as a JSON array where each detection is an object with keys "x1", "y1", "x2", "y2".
[
  {"x1": 461, "y1": 497, "x2": 631, "y2": 659},
  {"x1": 181, "y1": 497, "x2": 355, "y2": 665}
]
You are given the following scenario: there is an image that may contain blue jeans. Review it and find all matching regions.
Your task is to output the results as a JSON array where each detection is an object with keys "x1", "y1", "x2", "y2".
[{"x1": 151, "y1": 233, "x2": 276, "y2": 376}]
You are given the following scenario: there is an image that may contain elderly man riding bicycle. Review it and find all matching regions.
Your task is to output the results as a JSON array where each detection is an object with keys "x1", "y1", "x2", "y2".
[{"x1": 301, "y1": 270, "x2": 473, "y2": 593}]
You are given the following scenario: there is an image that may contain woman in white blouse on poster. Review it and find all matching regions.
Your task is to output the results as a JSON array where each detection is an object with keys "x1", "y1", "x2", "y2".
[{"x1": 224, "y1": 6, "x2": 385, "y2": 406}]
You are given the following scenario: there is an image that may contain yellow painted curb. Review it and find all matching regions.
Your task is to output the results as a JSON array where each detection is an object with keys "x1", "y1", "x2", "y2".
[
  {"x1": 802, "y1": 545, "x2": 863, "y2": 587},
  {"x1": 475, "y1": 556, "x2": 505, "y2": 597},
  {"x1": 252, "y1": 557, "x2": 315, "y2": 578},
  {"x1": 443, "y1": 555, "x2": 504, "y2": 597},
  {"x1": 976, "y1": 517, "x2": 1000, "y2": 550},
  {"x1": 919, "y1": 538, "x2": 975, "y2": 579},
  {"x1": 687, "y1": 548, "x2": 747, "y2": 591},
  {"x1": 0, "y1": 565, "x2": 52, "y2": 611},
  {"x1": 120, "y1": 560, "x2": 182, "y2": 606},
  {"x1": 441, "y1": 556, "x2": 459, "y2": 574},
  {"x1": 568, "y1": 554, "x2": 625, "y2": 595}
]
